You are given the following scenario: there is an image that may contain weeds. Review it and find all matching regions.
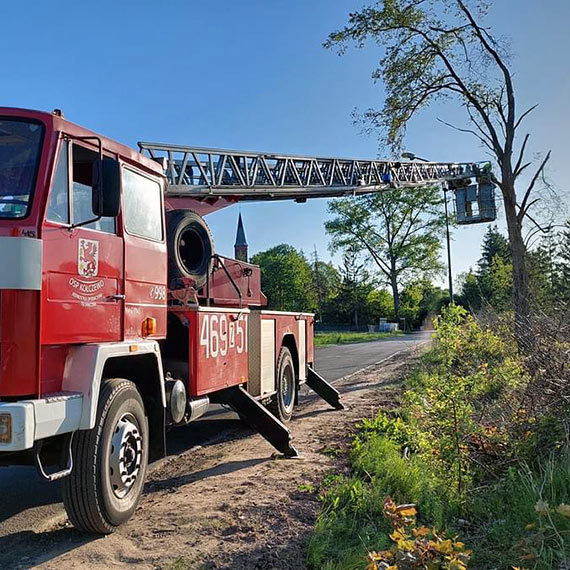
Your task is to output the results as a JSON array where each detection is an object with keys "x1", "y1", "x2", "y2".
[{"x1": 308, "y1": 305, "x2": 570, "y2": 569}]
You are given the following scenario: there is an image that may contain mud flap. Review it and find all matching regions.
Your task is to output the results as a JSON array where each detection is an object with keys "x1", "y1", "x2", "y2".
[
  {"x1": 306, "y1": 367, "x2": 345, "y2": 410},
  {"x1": 215, "y1": 386, "x2": 299, "y2": 457}
]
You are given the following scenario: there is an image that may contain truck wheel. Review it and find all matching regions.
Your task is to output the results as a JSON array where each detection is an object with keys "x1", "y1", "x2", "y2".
[
  {"x1": 269, "y1": 347, "x2": 296, "y2": 423},
  {"x1": 62, "y1": 378, "x2": 149, "y2": 534},
  {"x1": 166, "y1": 210, "x2": 214, "y2": 289}
]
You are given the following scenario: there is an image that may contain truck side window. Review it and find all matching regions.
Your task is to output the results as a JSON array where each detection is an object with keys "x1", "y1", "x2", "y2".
[
  {"x1": 72, "y1": 145, "x2": 116, "y2": 233},
  {"x1": 123, "y1": 168, "x2": 163, "y2": 241},
  {"x1": 46, "y1": 141, "x2": 70, "y2": 224}
]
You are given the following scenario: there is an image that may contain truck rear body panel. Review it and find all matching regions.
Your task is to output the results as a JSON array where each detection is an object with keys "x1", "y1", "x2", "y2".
[{"x1": 164, "y1": 307, "x2": 314, "y2": 400}]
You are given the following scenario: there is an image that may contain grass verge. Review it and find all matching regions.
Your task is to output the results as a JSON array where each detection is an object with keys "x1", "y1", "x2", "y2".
[
  {"x1": 314, "y1": 331, "x2": 403, "y2": 346},
  {"x1": 308, "y1": 306, "x2": 570, "y2": 569}
]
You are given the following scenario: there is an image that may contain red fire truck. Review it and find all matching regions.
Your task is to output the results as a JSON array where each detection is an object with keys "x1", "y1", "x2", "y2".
[{"x1": 0, "y1": 108, "x2": 492, "y2": 534}]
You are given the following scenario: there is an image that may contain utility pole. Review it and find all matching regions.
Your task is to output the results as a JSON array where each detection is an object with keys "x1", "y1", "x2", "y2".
[
  {"x1": 312, "y1": 246, "x2": 325, "y2": 324},
  {"x1": 403, "y1": 152, "x2": 454, "y2": 304},
  {"x1": 443, "y1": 185, "x2": 454, "y2": 303}
]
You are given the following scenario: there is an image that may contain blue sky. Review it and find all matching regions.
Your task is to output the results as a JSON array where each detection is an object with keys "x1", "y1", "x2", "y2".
[{"x1": 2, "y1": 0, "x2": 568, "y2": 286}]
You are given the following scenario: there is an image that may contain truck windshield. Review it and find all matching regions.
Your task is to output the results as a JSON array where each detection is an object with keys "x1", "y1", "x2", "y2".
[{"x1": 0, "y1": 118, "x2": 44, "y2": 218}]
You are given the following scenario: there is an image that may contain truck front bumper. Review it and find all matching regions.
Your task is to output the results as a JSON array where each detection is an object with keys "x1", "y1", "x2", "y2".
[{"x1": 0, "y1": 393, "x2": 83, "y2": 452}]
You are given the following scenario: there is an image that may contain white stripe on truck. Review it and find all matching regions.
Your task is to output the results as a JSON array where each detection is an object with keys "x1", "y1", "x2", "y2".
[{"x1": 0, "y1": 236, "x2": 42, "y2": 290}]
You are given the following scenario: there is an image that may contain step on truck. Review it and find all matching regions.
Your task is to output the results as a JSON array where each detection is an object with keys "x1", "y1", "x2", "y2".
[{"x1": 0, "y1": 108, "x2": 493, "y2": 533}]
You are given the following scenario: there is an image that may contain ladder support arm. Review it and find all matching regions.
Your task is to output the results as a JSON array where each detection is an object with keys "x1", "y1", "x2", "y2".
[
  {"x1": 306, "y1": 367, "x2": 346, "y2": 411},
  {"x1": 214, "y1": 386, "x2": 299, "y2": 457}
]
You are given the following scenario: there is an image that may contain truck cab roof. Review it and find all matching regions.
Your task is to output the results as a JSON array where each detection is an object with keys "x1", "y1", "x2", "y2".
[{"x1": 0, "y1": 107, "x2": 164, "y2": 177}]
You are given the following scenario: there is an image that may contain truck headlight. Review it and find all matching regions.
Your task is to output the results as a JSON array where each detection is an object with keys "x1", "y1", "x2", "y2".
[{"x1": 0, "y1": 414, "x2": 12, "y2": 444}]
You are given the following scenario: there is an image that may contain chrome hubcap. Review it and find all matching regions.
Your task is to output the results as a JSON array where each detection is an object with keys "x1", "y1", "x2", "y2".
[
  {"x1": 281, "y1": 364, "x2": 294, "y2": 409},
  {"x1": 109, "y1": 413, "x2": 143, "y2": 499}
]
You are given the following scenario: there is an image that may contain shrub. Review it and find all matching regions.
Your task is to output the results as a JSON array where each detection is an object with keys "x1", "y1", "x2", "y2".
[{"x1": 308, "y1": 305, "x2": 570, "y2": 569}]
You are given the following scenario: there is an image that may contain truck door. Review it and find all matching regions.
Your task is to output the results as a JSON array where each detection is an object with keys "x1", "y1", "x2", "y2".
[
  {"x1": 42, "y1": 140, "x2": 123, "y2": 344},
  {"x1": 121, "y1": 166, "x2": 167, "y2": 340}
]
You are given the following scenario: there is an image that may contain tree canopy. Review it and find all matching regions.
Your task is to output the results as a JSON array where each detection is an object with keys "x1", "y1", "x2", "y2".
[
  {"x1": 326, "y1": 0, "x2": 553, "y2": 325},
  {"x1": 325, "y1": 185, "x2": 445, "y2": 316},
  {"x1": 251, "y1": 244, "x2": 317, "y2": 312}
]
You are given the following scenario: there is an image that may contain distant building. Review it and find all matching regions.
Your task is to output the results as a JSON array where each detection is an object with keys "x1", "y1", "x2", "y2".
[{"x1": 234, "y1": 212, "x2": 248, "y2": 262}]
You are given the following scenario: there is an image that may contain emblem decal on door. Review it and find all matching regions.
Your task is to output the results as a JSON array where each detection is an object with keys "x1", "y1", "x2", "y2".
[{"x1": 78, "y1": 239, "x2": 99, "y2": 277}]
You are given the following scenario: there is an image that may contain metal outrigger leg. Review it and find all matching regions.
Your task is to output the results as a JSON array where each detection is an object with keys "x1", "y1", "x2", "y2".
[
  {"x1": 215, "y1": 386, "x2": 299, "y2": 458},
  {"x1": 306, "y1": 367, "x2": 346, "y2": 411}
]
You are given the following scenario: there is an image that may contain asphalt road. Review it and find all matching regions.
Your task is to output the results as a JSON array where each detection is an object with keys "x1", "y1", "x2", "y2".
[
  {"x1": 0, "y1": 331, "x2": 430, "y2": 539},
  {"x1": 314, "y1": 331, "x2": 430, "y2": 381}
]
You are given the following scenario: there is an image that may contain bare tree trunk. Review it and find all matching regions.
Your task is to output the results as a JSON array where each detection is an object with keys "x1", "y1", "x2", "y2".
[{"x1": 502, "y1": 179, "x2": 530, "y2": 324}]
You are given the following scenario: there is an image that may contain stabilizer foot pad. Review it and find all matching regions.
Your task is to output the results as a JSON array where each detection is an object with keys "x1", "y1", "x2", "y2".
[{"x1": 271, "y1": 451, "x2": 303, "y2": 460}]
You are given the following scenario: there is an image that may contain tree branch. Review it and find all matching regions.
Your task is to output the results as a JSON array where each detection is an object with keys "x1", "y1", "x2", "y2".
[
  {"x1": 513, "y1": 133, "x2": 530, "y2": 177},
  {"x1": 456, "y1": 0, "x2": 516, "y2": 155},
  {"x1": 517, "y1": 150, "x2": 552, "y2": 222},
  {"x1": 437, "y1": 117, "x2": 495, "y2": 153},
  {"x1": 514, "y1": 104, "x2": 538, "y2": 131}
]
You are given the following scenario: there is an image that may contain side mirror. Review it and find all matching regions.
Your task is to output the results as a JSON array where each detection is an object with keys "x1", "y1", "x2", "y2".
[{"x1": 92, "y1": 158, "x2": 120, "y2": 217}]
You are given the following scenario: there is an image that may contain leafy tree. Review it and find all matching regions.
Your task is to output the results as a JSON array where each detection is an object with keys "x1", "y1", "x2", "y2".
[
  {"x1": 458, "y1": 226, "x2": 512, "y2": 311},
  {"x1": 311, "y1": 249, "x2": 341, "y2": 323},
  {"x1": 556, "y1": 221, "x2": 570, "y2": 304},
  {"x1": 367, "y1": 289, "x2": 395, "y2": 322},
  {"x1": 399, "y1": 279, "x2": 448, "y2": 329},
  {"x1": 483, "y1": 255, "x2": 513, "y2": 312},
  {"x1": 325, "y1": 185, "x2": 445, "y2": 317},
  {"x1": 323, "y1": 247, "x2": 374, "y2": 327},
  {"x1": 459, "y1": 225, "x2": 558, "y2": 313},
  {"x1": 399, "y1": 282, "x2": 424, "y2": 329},
  {"x1": 326, "y1": 0, "x2": 553, "y2": 326},
  {"x1": 458, "y1": 269, "x2": 481, "y2": 311},
  {"x1": 418, "y1": 280, "x2": 449, "y2": 325},
  {"x1": 479, "y1": 225, "x2": 511, "y2": 271},
  {"x1": 251, "y1": 244, "x2": 317, "y2": 312},
  {"x1": 477, "y1": 226, "x2": 513, "y2": 311},
  {"x1": 527, "y1": 241, "x2": 556, "y2": 309}
]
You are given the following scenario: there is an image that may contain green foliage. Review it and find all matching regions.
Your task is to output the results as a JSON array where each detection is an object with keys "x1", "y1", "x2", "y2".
[
  {"x1": 325, "y1": 185, "x2": 445, "y2": 317},
  {"x1": 398, "y1": 282, "x2": 423, "y2": 328},
  {"x1": 458, "y1": 223, "x2": 570, "y2": 314},
  {"x1": 478, "y1": 224, "x2": 511, "y2": 270},
  {"x1": 458, "y1": 226, "x2": 513, "y2": 312},
  {"x1": 314, "y1": 331, "x2": 402, "y2": 346},
  {"x1": 251, "y1": 244, "x2": 317, "y2": 312},
  {"x1": 351, "y1": 435, "x2": 461, "y2": 527},
  {"x1": 309, "y1": 474, "x2": 392, "y2": 570},
  {"x1": 556, "y1": 220, "x2": 570, "y2": 303},
  {"x1": 312, "y1": 250, "x2": 342, "y2": 323},
  {"x1": 469, "y1": 455, "x2": 570, "y2": 569},
  {"x1": 308, "y1": 305, "x2": 570, "y2": 569},
  {"x1": 367, "y1": 288, "x2": 395, "y2": 322},
  {"x1": 252, "y1": 241, "x2": 444, "y2": 328},
  {"x1": 308, "y1": 435, "x2": 464, "y2": 569},
  {"x1": 322, "y1": 247, "x2": 374, "y2": 327}
]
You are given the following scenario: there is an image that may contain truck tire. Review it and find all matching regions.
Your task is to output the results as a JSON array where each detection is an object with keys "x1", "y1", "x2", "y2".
[
  {"x1": 166, "y1": 210, "x2": 214, "y2": 289},
  {"x1": 62, "y1": 378, "x2": 149, "y2": 534},
  {"x1": 268, "y1": 347, "x2": 296, "y2": 423}
]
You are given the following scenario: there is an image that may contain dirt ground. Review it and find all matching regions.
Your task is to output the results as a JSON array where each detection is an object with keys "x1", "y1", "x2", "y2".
[{"x1": 0, "y1": 349, "x2": 421, "y2": 570}]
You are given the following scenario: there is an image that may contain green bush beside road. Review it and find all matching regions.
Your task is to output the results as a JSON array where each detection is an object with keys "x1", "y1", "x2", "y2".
[{"x1": 308, "y1": 306, "x2": 570, "y2": 569}]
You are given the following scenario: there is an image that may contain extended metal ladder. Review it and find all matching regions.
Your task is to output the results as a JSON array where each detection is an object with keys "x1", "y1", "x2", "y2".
[{"x1": 138, "y1": 142, "x2": 486, "y2": 202}]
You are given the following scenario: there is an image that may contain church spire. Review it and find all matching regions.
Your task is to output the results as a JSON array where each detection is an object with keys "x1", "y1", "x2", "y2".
[{"x1": 234, "y1": 212, "x2": 248, "y2": 262}]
